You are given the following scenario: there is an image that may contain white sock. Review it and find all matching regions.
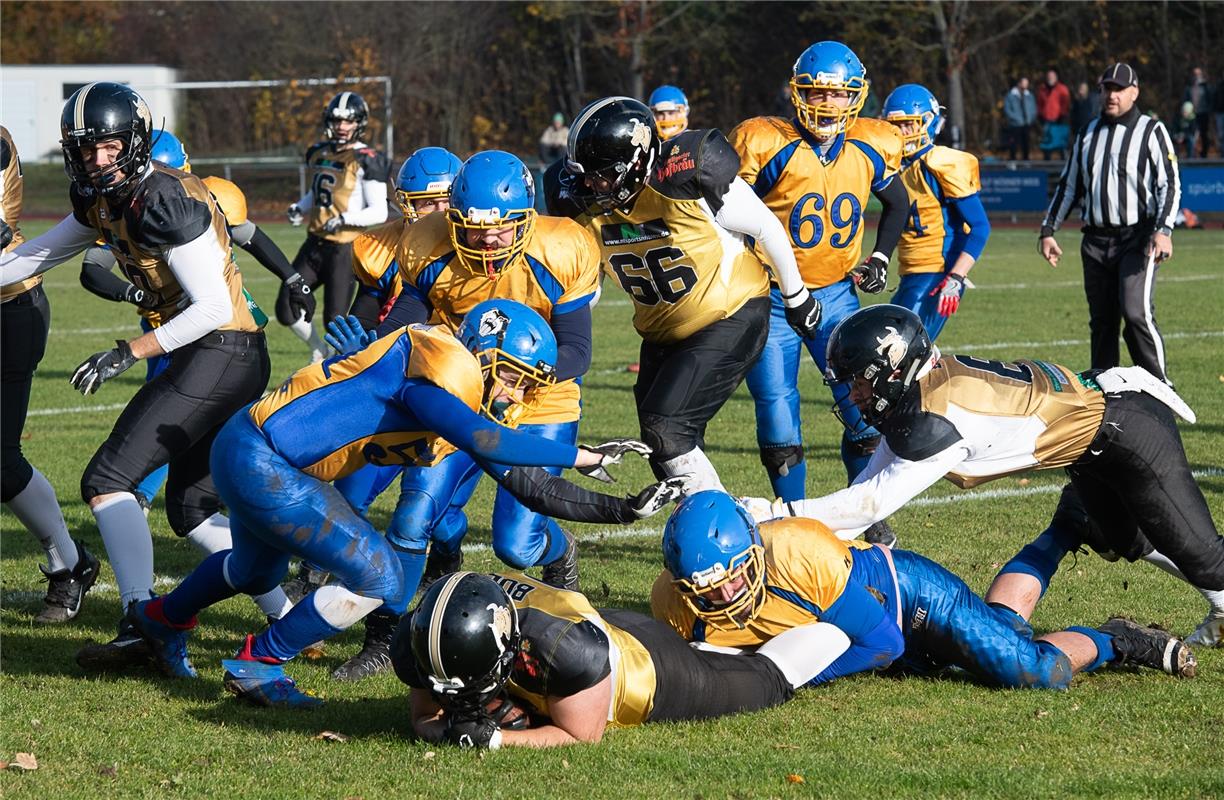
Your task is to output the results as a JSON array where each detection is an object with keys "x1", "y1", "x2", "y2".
[
  {"x1": 312, "y1": 584, "x2": 382, "y2": 631},
  {"x1": 658, "y1": 447, "x2": 725, "y2": 493},
  {"x1": 92, "y1": 493, "x2": 155, "y2": 608},
  {"x1": 5, "y1": 468, "x2": 78, "y2": 572},
  {"x1": 253, "y1": 587, "x2": 294, "y2": 620},
  {"x1": 184, "y1": 512, "x2": 233, "y2": 555},
  {"x1": 288, "y1": 315, "x2": 326, "y2": 354},
  {"x1": 1142, "y1": 549, "x2": 1224, "y2": 614}
]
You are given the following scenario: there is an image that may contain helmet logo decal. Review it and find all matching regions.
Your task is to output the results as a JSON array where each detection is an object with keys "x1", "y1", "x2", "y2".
[
  {"x1": 690, "y1": 561, "x2": 729, "y2": 589},
  {"x1": 135, "y1": 97, "x2": 152, "y2": 132},
  {"x1": 875, "y1": 326, "x2": 908, "y2": 369},
  {"x1": 477, "y1": 308, "x2": 510, "y2": 340},
  {"x1": 487, "y1": 603, "x2": 513, "y2": 654},
  {"x1": 629, "y1": 118, "x2": 652, "y2": 149},
  {"x1": 815, "y1": 71, "x2": 846, "y2": 85}
]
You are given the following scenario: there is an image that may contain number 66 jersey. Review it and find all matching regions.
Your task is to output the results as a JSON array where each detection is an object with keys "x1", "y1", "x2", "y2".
[{"x1": 550, "y1": 129, "x2": 769, "y2": 344}]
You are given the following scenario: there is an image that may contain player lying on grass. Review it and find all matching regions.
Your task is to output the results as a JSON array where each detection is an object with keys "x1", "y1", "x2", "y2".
[
  {"x1": 743, "y1": 304, "x2": 1224, "y2": 646},
  {"x1": 392, "y1": 571, "x2": 848, "y2": 748},
  {"x1": 125, "y1": 302, "x2": 687, "y2": 707},
  {"x1": 654, "y1": 491, "x2": 1196, "y2": 690}
]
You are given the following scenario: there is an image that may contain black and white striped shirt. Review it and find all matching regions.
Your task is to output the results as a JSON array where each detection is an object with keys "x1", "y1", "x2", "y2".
[{"x1": 1042, "y1": 107, "x2": 1180, "y2": 233}]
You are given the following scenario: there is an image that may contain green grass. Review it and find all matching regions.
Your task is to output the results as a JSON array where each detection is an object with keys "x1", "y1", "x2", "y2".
[{"x1": 2, "y1": 220, "x2": 1222, "y2": 799}]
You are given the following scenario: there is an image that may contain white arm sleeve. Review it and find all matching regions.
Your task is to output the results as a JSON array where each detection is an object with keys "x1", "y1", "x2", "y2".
[
  {"x1": 1, "y1": 214, "x2": 97, "y2": 286},
  {"x1": 786, "y1": 439, "x2": 971, "y2": 537},
  {"x1": 340, "y1": 177, "x2": 389, "y2": 227},
  {"x1": 295, "y1": 190, "x2": 314, "y2": 212},
  {"x1": 151, "y1": 228, "x2": 234, "y2": 352},
  {"x1": 756, "y1": 622, "x2": 853, "y2": 689},
  {"x1": 714, "y1": 177, "x2": 806, "y2": 302}
]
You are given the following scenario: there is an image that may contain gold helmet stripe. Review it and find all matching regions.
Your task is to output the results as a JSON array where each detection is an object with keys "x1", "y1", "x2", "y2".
[
  {"x1": 427, "y1": 571, "x2": 475, "y2": 681},
  {"x1": 74, "y1": 82, "x2": 99, "y2": 132}
]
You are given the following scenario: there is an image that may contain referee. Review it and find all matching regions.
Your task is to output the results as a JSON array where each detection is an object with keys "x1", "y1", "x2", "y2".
[{"x1": 1038, "y1": 63, "x2": 1181, "y2": 384}]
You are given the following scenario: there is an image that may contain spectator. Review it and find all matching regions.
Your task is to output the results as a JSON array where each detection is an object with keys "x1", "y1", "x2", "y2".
[
  {"x1": 1070, "y1": 80, "x2": 1100, "y2": 135},
  {"x1": 1003, "y1": 76, "x2": 1037, "y2": 160},
  {"x1": 1174, "y1": 101, "x2": 1198, "y2": 159},
  {"x1": 1183, "y1": 67, "x2": 1212, "y2": 158},
  {"x1": 538, "y1": 112, "x2": 568, "y2": 166},
  {"x1": 1214, "y1": 75, "x2": 1224, "y2": 157},
  {"x1": 1037, "y1": 67, "x2": 1071, "y2": 160}
]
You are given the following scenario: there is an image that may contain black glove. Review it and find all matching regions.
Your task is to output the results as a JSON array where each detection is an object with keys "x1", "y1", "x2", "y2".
[
  {"x1": 122, "y1": 283, "x2": 160, "y2": 310},
  {"x1": 0, "y1": 219, "x2": 12, "y2": 250},
  {"x1": 850, "y1": 255, "x2": 888, "y2": 294},
  {"x1": 782, "y1": 287, "x2": 822, "y2": 339},
  {"x1": 576, "y1": 439, "x2": 653, "y2": 483},
  {"x1": 275, "y1": 273, "x2": 315, "y2": 325},
  {"x1": 627, "y1": 475, "x2": 691, "y2": 519},
  {"x1": 444, "y1": 710, "x2": 502, "y2": 749},
  {"x1": 486, "y1": 692, "x2": 530, "y2": 731},
  {"x1": 70, "y1": 340, "x2": 138, "y2": 395}
]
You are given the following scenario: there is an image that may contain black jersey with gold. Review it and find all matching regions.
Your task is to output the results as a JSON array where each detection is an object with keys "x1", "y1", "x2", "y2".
[
  {"x1": 0, "y1": 125, "x2": 32, "y2": 299},
  {"x1": 304, "y1": 141, "x2": 391, "y2": 243},
  {"x1": 69, "y1": 163, "x2": 260, "y2": 332},
  {"x1": 546, "y1": 129, "x2": 769, "y2": 344}
]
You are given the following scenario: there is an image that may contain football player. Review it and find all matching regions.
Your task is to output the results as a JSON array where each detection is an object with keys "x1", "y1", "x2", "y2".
[
  {"x1": 545, "y1": 97, "x2": 821, "y2": 493},
  {"x1": 392, "y1": 571, "x2": 848, "y2": 748},
  {"x1": 654, "y1": 491, "x2": 1196, "y2": 689},
  {"x1": 0, "y1": 83, "x2": 281, "y2": 667},
  {"x1": 747, "y1": 304, "x2": 1224, "y2": 647},
  {"x1": 729, "y1": 41, "x2": 909, "y2": 536},
  {"x1": 77, "y1": 131, "x2": 313, "y2": 516},
  {"x1": 649, "y1": 85, "x2": 690, "y2": 140},
  {"x1": 1, "y1": 124, "x2": 101, "y2": 624},
  {"x1": 324, "y1": 151, "x2": 600, "y2": 681},
  {"x1": 285, "y1": 92, "x2": 391, "y2": 360},
  {"x1": 882, "y1": 84, "x2": 990, "y2": 340},
  {"x1": 122, "y1": 301, "x2": 686, "y2": 707}
]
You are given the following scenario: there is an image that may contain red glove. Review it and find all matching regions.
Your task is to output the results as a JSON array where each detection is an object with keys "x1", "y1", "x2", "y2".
[{"x1": 929, "y1": 273, "x2": 965, "y2": 317}]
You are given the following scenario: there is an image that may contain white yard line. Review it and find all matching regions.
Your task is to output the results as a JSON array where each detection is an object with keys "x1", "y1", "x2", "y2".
[{"x1": 26, "y1": 402, "x2": 128, "y2": 417}]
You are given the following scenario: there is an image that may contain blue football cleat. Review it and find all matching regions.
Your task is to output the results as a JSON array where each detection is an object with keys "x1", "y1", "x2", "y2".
[
  {"x1": 221, "y1": 659, "x2": 323, "y2": 709},
  {"x1": 127, "y1": 599, "x2": 198, "y2": 678}
]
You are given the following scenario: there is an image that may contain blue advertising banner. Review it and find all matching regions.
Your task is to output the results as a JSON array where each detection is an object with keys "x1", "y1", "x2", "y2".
[
  {"x1": 1180, "y1": 167, "x2": 1224, "y2": 212},
  {"x1": 980, "y1": 169, "x2": 1049, "y2": 211}
]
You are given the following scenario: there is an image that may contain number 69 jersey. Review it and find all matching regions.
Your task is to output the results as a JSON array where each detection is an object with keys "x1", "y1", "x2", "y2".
[
  {"x1": 552, "y1": 129, "x2": 769, "y2": 344},
  {"x1": 730, "y1": 116, "x2": 903, "y2": 288}
]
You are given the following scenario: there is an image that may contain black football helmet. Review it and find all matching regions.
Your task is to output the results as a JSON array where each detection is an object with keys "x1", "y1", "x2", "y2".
[
  {"x1": 323, "y1": 91, "x2": 369, "y2": 143},
  {"x1": 60, "y1": 82, "x2": 154, "y2": 197},
  {"x1": 824, "y1": 304, "x2": 933, "y2": 426},
  {"x1": 409, "y1": 572, "x2": 521, "y2": 709},
  {"x1": 564, "y1": 96, "x2": 659, "y2": 213}
]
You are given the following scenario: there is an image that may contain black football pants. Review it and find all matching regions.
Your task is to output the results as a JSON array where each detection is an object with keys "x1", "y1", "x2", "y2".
[
  {"x1": 292, "y1": 234, "x2": 356, "y2": 324},
  {"x1": 1, "y1": 285, "x2": 50, "y2": 501},
  {"x1": 1080, "y1": 228, "x2": 1169, "y2": 383}
]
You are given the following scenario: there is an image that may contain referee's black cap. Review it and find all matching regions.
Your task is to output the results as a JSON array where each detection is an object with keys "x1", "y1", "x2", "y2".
[{"x1": 1098, "y1": 63, "x2": 1138, "y2": 88}]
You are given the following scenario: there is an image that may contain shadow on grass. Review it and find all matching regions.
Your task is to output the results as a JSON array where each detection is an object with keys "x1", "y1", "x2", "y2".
[{"x1": 187, "y1": 692, "x2": 417, "y2": 741}]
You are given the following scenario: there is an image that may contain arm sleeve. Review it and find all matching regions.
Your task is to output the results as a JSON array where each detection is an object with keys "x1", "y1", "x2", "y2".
[
  {"x1": 79, "y1": 247, "x2": 134, "y2": 302},
  {"x1": 755, "y1": 622, "x2": 853, "y2": 689},
  {"x1": 1042, "y1": 132, "x2": 1085, "y2": 233},
  {"x1": 349, "y1": 284, "x2": 385, "y2": 329},
  {"x1": 1, "y1": 214, "x2": 98, "y2": 286},
  {"x1": 486, "y1": 465, "x2": 637, "y2": 525},
  {"x1": 551, "y1": 303, "x2": 593, "y2": 381},
  {"x1": 1148, "y1": 122, "x2": 1181, "y2": 231},
  {"x1": 946, "y1": 194, "x2": 991, "y2": 261},
  {"x1": 295, "y1": 190, "x2": 314, "y2": 212},
  {"x1": 375, "y1": 287, "x2": 431, "y2": 337},
  {"x1": 869, "y1": 176, "x2": 909, "y2": 259},
  {"x1": 398, "y1": 383, "x2": 580, "y2": 467},
  {"x1": 785, "y1": 439, "x2": 971, "y2": 535},
  {"x1": 150, "y1": 228, "x2": 234, "y2": 352},
  {"x1": 341, "y1": 178, "x2": 390, "y2": 227},
  {"x1": 713, "y1": 177, "x2": 806, "y2": 297},
  {"x1": 237, "y1": 225, "x2": 296, "y2": 281}
]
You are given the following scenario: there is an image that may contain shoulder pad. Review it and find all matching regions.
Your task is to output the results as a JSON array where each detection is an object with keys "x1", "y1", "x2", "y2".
[
  {"x1": 355, "y1": 148, "x2": 391, "y2": 181},
  {"x1": 652, "y1": 129, "x2": 708, "y2": 185},
  {"x1": 126, "y1": 168, "x2": 212, "y2": 248},
  {"x1": 879, "y1": 390, "x2": 961, "y2": 461},
  {"x1": 352, "y1": 219, "x2": 405, "y2": 285},
  {"x1": 923, "y1": 147, "x2": 981, "y2": 198},
  {"x1": 201, "y1": 176, "x2": 248, "y2": 226},
  {"x1": 849, "y1": 118, "x2": 904, "y2": 168},
  {"x1": 729, "y1": 117, "x2": 796, "y2": 151},
  {"x1": 405, "y1": 324, "x2": 484, "y2": 411}
]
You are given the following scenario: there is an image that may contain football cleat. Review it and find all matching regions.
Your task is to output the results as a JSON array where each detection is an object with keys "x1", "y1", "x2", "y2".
[
  {"x1": 126, "y1": 598, "x2": 198, "y2": 678},
  {"x1": 223, "y1": 637, "x2": 322, "y2": 709},
  {"x1": 76, "y1": 612, "x2": 152, "y2": 672},
  {"x1": 35, "y1": 540, "x2": 100, "y2": 624},
  {"x1": 420, "y1": 546, "x2": 464, "y2": 593},
  {"x1": 1185, "y1": 611, "x2": 1224, "y2": 649},
  {"x1": 332, "y1": 609, "x2": 398, "y2": 681},
  {"x1": 1100, "y1": 617, "x2": 1196, "y2": 678},
  {"x1": 541, "y1": 530, "x2": 579, "y2": 591},
  {"x1": 863, "y1": 521, "x2": 898, "y2": 549}
]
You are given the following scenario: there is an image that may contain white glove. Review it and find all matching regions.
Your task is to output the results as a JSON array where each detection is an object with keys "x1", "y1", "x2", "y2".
[
  {"x1": 287, "y1": 203, "x2": 304, "y2": 226},
  {"x1": 322, "y1": 214, "x2": 346, "y2": 234},
  {"x1": 738, "y1": 496, "x2": 787, "y2": 523},
  {"x1": 1096, "y1": 366, "x2": 1196, "y2": 423},
  {"x1": 576, "y1": 439, "x2": 653, "y2": 483}
]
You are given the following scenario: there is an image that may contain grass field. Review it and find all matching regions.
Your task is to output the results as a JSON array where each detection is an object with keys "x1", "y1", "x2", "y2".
[{"x1": 2, "y1": 219, "x2": 1221, "y2": 799}]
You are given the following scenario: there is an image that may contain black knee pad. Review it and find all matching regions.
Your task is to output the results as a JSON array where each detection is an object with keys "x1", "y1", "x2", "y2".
[
  {"x1": 759, "y1": 445, "x2": 804, "y2": 478},
  {"x1": 842, "y1": 434, "x2": 881, "y2": 460},
  {"x1": 639, "y1": 412, "x2": 696, "y2": 464}
]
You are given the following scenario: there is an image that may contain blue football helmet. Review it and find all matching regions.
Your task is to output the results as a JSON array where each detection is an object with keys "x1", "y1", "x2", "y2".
[
  {"x1": 457, "y1": 299, "x2": 557, "y2": 423},
  {"x1": 396, "y1": 147, "x2": 463, "y2": 221},
  {"x1": 648, "y1": 85, "x2": 689, "y2": 140},
  {"x1": 882, "y1": 84, "x2": 944, "y2": 156},
  {"x1": 661, "y1": 491, "x2": 767, "y2": 631},
  {"x1": 791, "y1": 41, "x2": 869, "y2": 140},
  {"x1": 447, "y1": 151, "x2": 537, "y2": 279},
  {"x1": 150, "y1": 130, "x2": 190, "y2": 172}
]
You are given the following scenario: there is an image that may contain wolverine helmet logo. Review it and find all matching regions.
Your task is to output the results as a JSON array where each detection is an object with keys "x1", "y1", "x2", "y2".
[
  {"x1": 875, "y1": 326, "x2": 908, "y2": 369},
  {"x1": 629, "y1": 118, "x2": 652, "y2": 150},
  {"x1": 487, "y1": 603, "x2": 513, "y2": 654},
  {"x1": 478, "y1": 308, "x2": 510, "y2": 340}
]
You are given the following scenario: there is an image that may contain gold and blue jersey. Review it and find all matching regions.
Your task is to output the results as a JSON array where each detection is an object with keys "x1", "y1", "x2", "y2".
[
  {"x1": 896, "y1": 146, "x2": 982, "y2": 275},
  {"x1": 730, "y1": 116, "x2": 903, "y2": 288},
  {"x1": 248, "y1": 324, "x2": 483, "y2": 481},
  {"x1": 393, "y1": 212, "x2": 600, "y2": 423},
  {"x1": 651, "y1": 517, "x2": 885, "y2": 648},
  {"x1": 352, "y1": 217, "x2": 406, "y2": 316}
]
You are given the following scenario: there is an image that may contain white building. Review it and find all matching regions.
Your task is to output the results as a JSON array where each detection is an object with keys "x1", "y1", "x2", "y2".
[{"x1": 1, "y1": 64, "x2": 181, "y2": 161}]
